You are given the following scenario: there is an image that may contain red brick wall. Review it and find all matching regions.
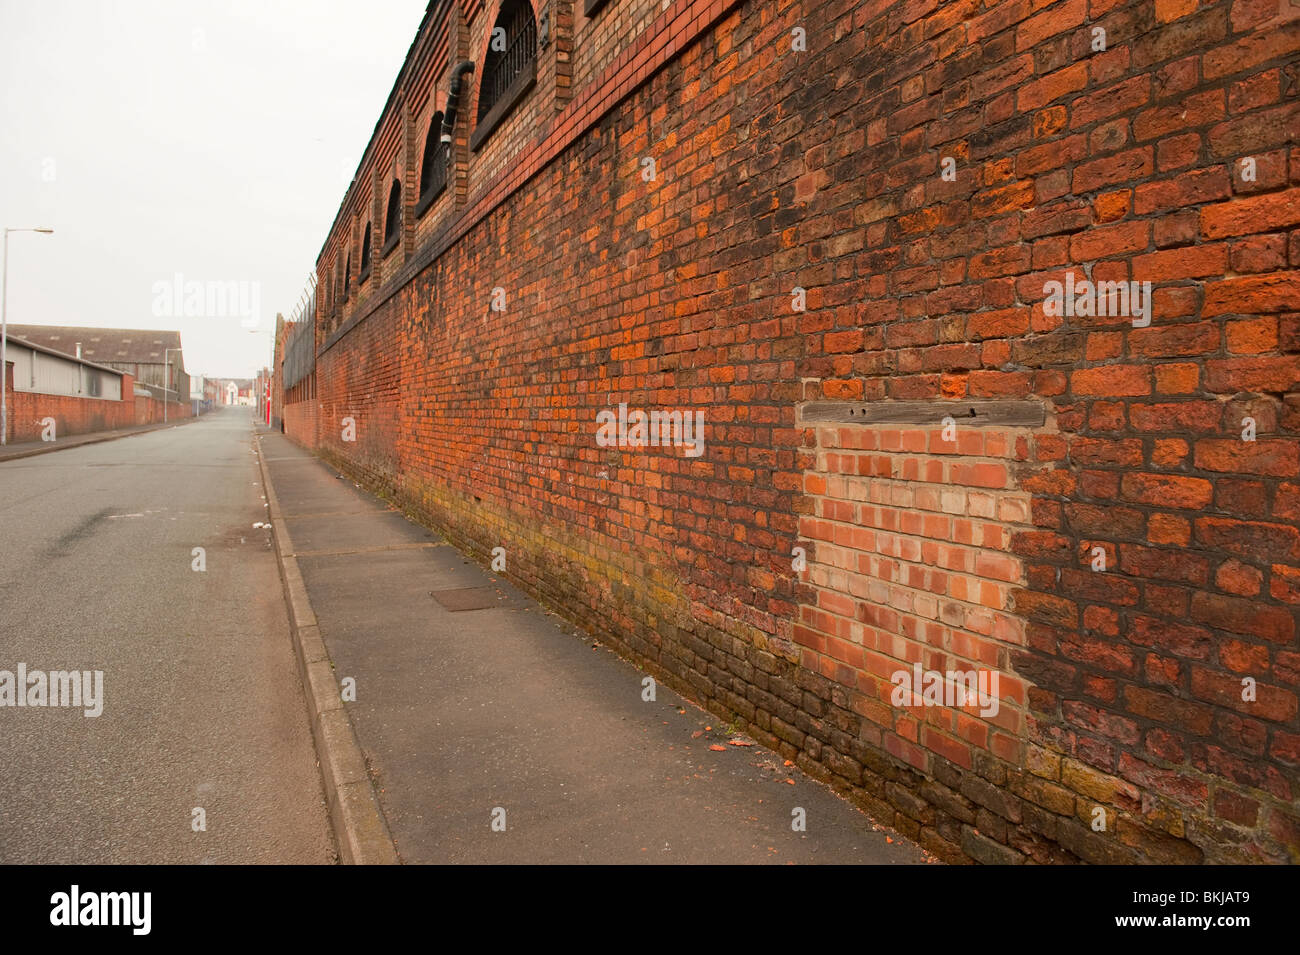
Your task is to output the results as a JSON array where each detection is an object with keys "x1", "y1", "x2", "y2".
[
  {"x1": 317, "y1": 300, "x2": 403, "y2": 493},
  {"x1": 5, "y1": 386, "x2": 132, "y2": 444},
  {"x1": 2, "y1": 366, "x2": 190, "y2": 443},
  {"x1": 283, "y1": 371, "x2": 320, "y2": 446},
  {"x1": 282, "y1": 397, "x2": 318, "y2": 446},
  {"x1": 299, "y1": 0, "x2": 1300, "y2": 863},
  {"x1": 132, "y1": 392, "x2": 192, "y2": 427}
]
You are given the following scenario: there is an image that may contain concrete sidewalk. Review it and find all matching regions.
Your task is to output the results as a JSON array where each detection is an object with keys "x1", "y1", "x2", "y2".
[{"x1": 258, "y1": 431, "x2": 928, "y2": 864}]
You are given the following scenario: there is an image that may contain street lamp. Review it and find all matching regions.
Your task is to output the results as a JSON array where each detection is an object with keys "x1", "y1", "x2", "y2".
[
  {"x1": 163, "y1": 346, "x2": 181, "y2": 424},
  {"x1": 1, "y1": 227, "x2": 54, "y2": 445}
]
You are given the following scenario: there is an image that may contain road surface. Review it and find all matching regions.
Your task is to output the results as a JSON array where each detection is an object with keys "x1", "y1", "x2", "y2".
[{"x1": 0, "y1": 408, "x2": 333, "y2": 863}]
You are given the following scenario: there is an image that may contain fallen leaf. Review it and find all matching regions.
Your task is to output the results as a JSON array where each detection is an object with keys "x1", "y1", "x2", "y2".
[
  {"x1": 728, "y1": 738, "x2": 753, "y2": 747},
  {"x1": 783, "y1": 759, "x2": 794, "y2": 767},
  {"x1": 691, "y1": 730, "x2": 704, "y2": 738},
  {"x1": 784, "y1": 778, "x2": 795, "y2": 785},
  {"x1": 709, "y1": 744, "x2": 727, "y2": 752}
]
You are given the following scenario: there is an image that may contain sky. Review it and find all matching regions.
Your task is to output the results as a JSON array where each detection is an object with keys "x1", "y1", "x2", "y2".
[{"x1": 0, "y1": 0, "x2": 428, "y2": 378}]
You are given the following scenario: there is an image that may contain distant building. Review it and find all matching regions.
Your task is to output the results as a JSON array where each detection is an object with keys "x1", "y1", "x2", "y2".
[
  {"x1": 214, "y1": 378, "x2": 255, "y2": 406},
  {"x1": 7, "y1": 325, "x2": 188, "y2": 406},
  {"x1": 189, "y1": 374, "x2": 220, "y2": 415},
  {"x1": 2, "y1": 332, "x2": 191, "y2": 442},
  {"x1": 4, "y1": 335, "x2": 124, "y2": 401}
]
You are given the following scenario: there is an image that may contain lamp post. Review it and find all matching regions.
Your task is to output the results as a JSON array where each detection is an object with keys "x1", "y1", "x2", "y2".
[
  {"x1": 1, "y1": 227, "x2": 54, "y2": 445},
  {"x1": 248, "y1": 327, "x2": 264, "y2": 424},
  {"x1": 163, "y1": 346, "x2": 181, "y2": 424}
]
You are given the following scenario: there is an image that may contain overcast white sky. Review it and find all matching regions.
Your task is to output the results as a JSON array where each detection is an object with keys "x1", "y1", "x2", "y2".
[{"x1": 0, "y1": 0, "x2": 427, "y2": 377}]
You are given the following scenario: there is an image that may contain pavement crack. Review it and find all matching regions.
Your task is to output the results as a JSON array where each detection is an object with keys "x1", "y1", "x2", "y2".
[
  {"x1": 290, "y1": 541, "x2": 445, "y2": 558},
  {"x1": 280, "y1": 509, "x2": 391, "y2": 519}
]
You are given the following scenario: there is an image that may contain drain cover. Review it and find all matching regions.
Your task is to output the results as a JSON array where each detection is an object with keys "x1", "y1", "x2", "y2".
[{"x1": 430, "y1": 586, "x2": 507, "y2": 611}]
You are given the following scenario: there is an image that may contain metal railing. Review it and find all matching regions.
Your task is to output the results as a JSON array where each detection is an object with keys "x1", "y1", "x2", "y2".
[
  {"x1": 283, "y1": 273, "x2": 316, "y2": 390},
  {"x1": 477, "y1": 1, "x2": 536, "y2": 124}
]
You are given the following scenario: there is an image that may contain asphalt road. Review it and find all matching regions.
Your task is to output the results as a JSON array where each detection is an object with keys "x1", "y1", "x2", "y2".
[{"x1": 0, "y1": 408, "x2": 334, "y2": 863}]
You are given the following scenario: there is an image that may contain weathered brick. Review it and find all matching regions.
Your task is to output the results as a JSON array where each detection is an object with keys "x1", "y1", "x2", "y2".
[
  {"x1": 961, "y1": 824, "x2": 1024, "y2": 864},
  {"x1": 278, "y1": 0, "x2": 1300, "y2": 869}
]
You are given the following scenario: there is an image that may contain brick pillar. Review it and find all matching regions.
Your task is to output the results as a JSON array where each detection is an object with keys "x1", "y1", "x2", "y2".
[
  {"x1": 3, "y1": 360, "x2": 12, "y2": 444},
  {"x1": 403, "y1": 95, "x2": 417, "y2": 262},
  {"x1": 120, "y1": 372, "x2": 135, "y2": 428},
  {"x1": 452, "y1": 3, "x2": 471, "y2": 209},
  {"x1": 548, "y1": 0, "x2": 573, "y2": 108}
]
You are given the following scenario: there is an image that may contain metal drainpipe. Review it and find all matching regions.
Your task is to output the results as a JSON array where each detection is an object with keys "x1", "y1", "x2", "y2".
[{"x1": 441, "y1": 60, "x2": 476, "y2": 155}]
